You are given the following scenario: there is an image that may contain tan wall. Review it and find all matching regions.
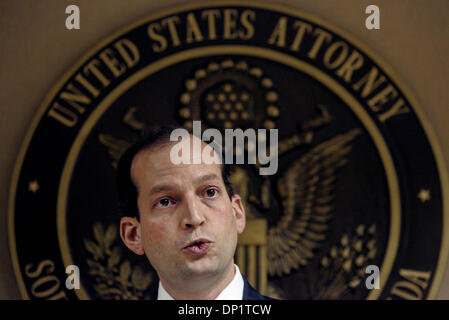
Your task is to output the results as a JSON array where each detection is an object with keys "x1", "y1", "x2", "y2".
[{"x1": 0, "y1": 0, "x2": 448, "y2": 299}]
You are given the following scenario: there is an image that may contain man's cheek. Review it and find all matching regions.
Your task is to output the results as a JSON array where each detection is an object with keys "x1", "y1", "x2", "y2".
[{"x1": 143, "y1": 222, "x2": 168, "y2": 244}]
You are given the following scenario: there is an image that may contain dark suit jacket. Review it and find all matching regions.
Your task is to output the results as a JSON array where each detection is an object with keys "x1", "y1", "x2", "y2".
[
  {"x1": 148, "y1": 276, "x2": 272, "y2": 300},
  {"x1": 242, "y1": 277, "x2": 272, "y2": 300}
]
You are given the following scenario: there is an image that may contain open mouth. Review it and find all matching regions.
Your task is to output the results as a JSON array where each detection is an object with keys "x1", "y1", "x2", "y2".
[{"x1": 183, "y1": 239, "x2": 212, "y2": 255}]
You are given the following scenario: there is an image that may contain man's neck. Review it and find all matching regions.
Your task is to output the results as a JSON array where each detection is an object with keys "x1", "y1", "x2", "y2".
[{"x1": 159, "y1": 263, "x2": 236, "y2": 300}]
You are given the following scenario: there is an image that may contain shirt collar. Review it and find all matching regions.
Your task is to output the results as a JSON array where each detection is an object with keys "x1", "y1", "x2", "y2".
[{"x1": 157, "y1": 264, "x2": 244, "y2": 300}]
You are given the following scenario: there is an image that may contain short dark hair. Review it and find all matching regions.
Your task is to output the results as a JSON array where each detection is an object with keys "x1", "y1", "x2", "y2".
[{"x1": 116, "y1": 125, "x2": 234, "y2": 219}]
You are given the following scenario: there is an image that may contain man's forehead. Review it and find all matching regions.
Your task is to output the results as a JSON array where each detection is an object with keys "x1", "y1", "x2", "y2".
[
  {"x1": 133, "y1": 135, "x2": 220, "y2": 165},
  {"x1": 130, "y1": 137, "x2": 223, "y2": 186}
]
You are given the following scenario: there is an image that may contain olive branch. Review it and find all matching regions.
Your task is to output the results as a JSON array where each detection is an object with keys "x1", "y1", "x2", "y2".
[
  {"x1": 304, "y1": 224, "x2": 377, "y2": 299},
  {"x1": 84, "y1": 222, "x2": 153, "y2": 299}
]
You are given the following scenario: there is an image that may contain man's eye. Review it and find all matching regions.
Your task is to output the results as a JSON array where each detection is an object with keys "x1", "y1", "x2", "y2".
[
  {"x1": 157, "y1": 198, "x2": 173, "y2": 207},
  {"x1": 205, "y1": 188, "x2": 217, "y2": 198}
]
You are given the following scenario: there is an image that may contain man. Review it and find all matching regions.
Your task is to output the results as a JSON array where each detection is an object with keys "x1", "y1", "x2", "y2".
[{"x1": 117, "y1": 125, "x2": 270, "y2": 300}]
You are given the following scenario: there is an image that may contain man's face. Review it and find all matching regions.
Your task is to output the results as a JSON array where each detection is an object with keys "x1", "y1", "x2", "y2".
[{"x1": 120, "y1": 136, "x2": 245, "y2": 285}]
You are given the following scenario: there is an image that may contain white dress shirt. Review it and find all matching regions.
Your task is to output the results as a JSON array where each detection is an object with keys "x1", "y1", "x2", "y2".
[{"x1": 157, "y1": 264, "x2": 244, "y2": 300}]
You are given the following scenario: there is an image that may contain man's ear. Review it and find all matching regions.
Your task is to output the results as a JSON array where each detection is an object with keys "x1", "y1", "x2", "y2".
[
  {"x1": 120, "y1": 216, "x2": 144, "y2": 255},
  {"x1": 231, "y1": 194, "x2": 246, "y2": 234}
]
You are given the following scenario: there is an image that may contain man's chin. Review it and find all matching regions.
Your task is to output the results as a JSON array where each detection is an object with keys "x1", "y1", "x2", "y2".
[{"x1": 181, "y1": 258, "x2": 222, "y2": 278}]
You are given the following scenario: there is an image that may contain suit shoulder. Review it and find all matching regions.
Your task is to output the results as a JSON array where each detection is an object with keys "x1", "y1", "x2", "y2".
[{"x1": 242, "y1": 277, "x2": 275, "y2": 300}]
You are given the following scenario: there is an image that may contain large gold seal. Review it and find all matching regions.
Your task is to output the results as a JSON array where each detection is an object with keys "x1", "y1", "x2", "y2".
[{"x1": 9, "y1": 1, "x2": 448, "y2": 300}]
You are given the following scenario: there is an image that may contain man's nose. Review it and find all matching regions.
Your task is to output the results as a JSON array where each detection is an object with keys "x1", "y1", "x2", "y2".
[{"x1": 181, "y1": 195, "x2": 205, "y2": 229}]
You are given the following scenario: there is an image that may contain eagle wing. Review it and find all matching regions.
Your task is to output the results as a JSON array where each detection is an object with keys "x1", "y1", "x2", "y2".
[{"x1": 267, "y1": 129, "x2": 360, "y2": 277}]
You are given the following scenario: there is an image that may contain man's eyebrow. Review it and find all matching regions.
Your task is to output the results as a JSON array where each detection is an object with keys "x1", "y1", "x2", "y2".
[
  {"x1": 148, "y1": 174, "x2": 219, "y2": 196},
  {"x1": 195, "y1": 173, "x2": 220, "y2": 184},
  {"x1": 148, "y1": 184, "x2": 176, "y2": 196}
]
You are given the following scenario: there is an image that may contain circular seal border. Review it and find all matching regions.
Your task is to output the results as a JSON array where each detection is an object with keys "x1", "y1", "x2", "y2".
[{"x1": 8, "y1": 0, "x2": 449, "y2": 299}]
